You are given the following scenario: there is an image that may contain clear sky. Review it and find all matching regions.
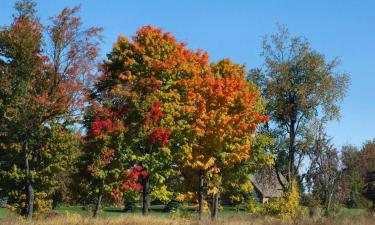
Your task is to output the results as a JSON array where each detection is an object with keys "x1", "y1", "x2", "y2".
[{"x1": 1, "y1": 0, "x2": 374, "y2": 148}]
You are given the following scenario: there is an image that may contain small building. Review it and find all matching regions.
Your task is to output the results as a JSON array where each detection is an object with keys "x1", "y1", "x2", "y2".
[{"x1": 250, "y1": 167, "x2": 287, "y2": 203}]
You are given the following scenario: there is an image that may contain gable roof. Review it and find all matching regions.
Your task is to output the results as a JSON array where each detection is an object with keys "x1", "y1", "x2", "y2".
[{"x1": 250, "y1": 167, "x2": 287, "y2": 198}]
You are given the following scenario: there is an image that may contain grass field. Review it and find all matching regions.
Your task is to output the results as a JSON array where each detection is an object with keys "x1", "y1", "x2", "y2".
[{"x1": 0, "y1": 206, "x2": 373, "y2": 225}]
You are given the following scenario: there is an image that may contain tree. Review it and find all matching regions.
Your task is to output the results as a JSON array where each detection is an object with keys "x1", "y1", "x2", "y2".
[
  {"x1": 361, "y1": 140, "x2": 375, "y2": 209},
  {"x1": 95, "y1": 26, "x2": 208, "y2": 215},
  {"x1": 305, "y1": 121, "x2": 341, "y2": 216},
  {"x1": 0, "y1": 1, "x2": 101, "y2": 219},
  {"x1": 250, "y1": 25, "x2": 350, "y2": 191},
  {"x1": 74, "y1": 102, "x2": 125, "y2": 217},
  {"x1": 364, "y1": 171, "x2": 375, "y2": 210},
  {"x1": 340, "y1": 140, "x2": 375, "y2": 209},
  {"x1": 181, "y1": 59, "x2": 268, "y2": 219},
  {"x1": 339, "y1": 144, "x2": 365, "y2": 208}
]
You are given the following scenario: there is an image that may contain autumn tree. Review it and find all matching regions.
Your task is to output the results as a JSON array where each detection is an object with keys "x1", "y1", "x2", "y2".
[
  {"x1": 73, "y1": 102, "x2": 121, "y2": 217},
  {"x1": 250, "y1": 25, "x2": 350, "y2": 191},
  {"x1": 95, "y1": 26, "x2": 208, "y2": 215},
  {"x1": 182, "y1": 59, "x2": 268, "y2": 219},
  {"x1": 305, "y1": 121, "x2": 341, "y2": 216},
  {"x1": 0, "y1": 0, "x2": 101, "y2": 219},
  {"x1": 74, "y1": 99, "x2": 150, "y2": 217}
]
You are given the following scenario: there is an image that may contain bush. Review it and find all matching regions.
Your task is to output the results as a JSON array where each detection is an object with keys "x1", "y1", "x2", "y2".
[
  {"x1": 262, "y1": 181, "x2": 304, "y2": 220},
  {"x1": 7, "y1": 191, "x2": 51, "y2": 217}
]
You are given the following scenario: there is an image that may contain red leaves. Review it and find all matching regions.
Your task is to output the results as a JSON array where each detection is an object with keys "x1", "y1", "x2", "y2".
[
  {"x1": 149, "y1": 126, "x2": 172, "y2": 147},
  {"x1": 112, "y1": 165, "x2": 148, "y2": 202},
  {"x1": 145, "y1": 101, "x2": 164, "y2": 125},
  {"x1": 88, "y1": 103, "x2": 125, "y2": 137},
  {"x1": 121, "y1": 165, "x2": 148, "y2": 191},
  {"x1": 91, "y1": 116, "x2": 114, "y2": 136}
]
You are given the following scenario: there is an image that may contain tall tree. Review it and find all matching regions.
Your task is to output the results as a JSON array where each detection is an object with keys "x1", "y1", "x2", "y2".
[
  {"x1": 95, "y1": 26, "x2": 208, "y2": 215},
  {"x1": 182, "y1": 59, "x2": 268, "y2": 219},
  {"x1": 250, "y1": 25, "x2": 350, "y2": 191},
  {"x1": 0, "y1": 1, "x2": 101, "y2": 219}
]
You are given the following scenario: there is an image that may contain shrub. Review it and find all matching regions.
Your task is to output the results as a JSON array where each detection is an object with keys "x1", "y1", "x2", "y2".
[{"x1": 263, "y1": 181, "x2": 304, "y2": 220}]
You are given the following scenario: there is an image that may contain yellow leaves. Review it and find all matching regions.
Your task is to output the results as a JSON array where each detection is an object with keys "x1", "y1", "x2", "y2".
[
  {"x1": 160, "y1": 147, "x2": 171, "y2": 155},
  {"x1": 203, "y1": 157, "x2": 216, "y2": 170},
  {"x1": 150, "y1": 185, "x2": 173, "y2": 204},
  {"x1": 263, "y1": 180, "x2": 304, "y2": 220},
  {"x1": 8, "y1": 191, "x2": 51, "y2": 216},
  {"x1": 175, "y1": 193, "x2": 186, "y2": 202}
]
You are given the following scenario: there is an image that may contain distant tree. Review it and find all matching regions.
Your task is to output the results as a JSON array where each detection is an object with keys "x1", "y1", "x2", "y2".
[
  {"x1": 0, "y1": 1, "x2": 101, "y2": 219},
  {"x1": 339, "y1": 144, "x2": 365, "y2": 208},
  {"x1": 364, "y1": 171, "x2": 375, "y2": 210},
  {"x1": 305, "y1": 121, "x2": 341, "y2": 216},
  {"x1": 339, "y1": 141, "x2": 375, "y2": 209},
  {"x1": 361, "y1": 141, "x2": 375, "y2": 210},
  {"x1": 250, "y1": 25, "x2": 350, "y2": 191}
]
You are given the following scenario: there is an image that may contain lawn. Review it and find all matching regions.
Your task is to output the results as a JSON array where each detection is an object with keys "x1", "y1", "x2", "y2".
[
  {"x1": 0, "y1": 207, "x2": 8, "y2": 219},
  {"x1": 0, "y1": 205, "x2": 373, "y2": 225}
]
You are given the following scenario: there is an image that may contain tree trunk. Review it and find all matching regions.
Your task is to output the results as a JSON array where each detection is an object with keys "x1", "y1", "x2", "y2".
[
  {"x1": 93, "y1": 192, "x2": 103, "y2": 218},
  {"x1": 198, "y1": 169, "x2": 204, "y2": 220},
  {"x1": 325, "y1": 180, "x2": 336, "y2": 217},
  {"x1": 93, "y1": 180, "x2": 104, "y2": 218},
  {"x1": 210, "y1": 192, "x2": 219, "y2": 220},
  {"x1": 274, "y1": 161, "x2": 286, "y2": 191},
  {"x1": 142, "y1": 175, "x2": 150, "y2": 216},
  {"x1": 25, "y1": 142, "x2": 34, "y2": 220},
  {"x1": 288, "y1": 119, "x2": 296, "y2": 191},
  {"x1": 51, "y1": 194, "x2": 58, "y2": 210}
]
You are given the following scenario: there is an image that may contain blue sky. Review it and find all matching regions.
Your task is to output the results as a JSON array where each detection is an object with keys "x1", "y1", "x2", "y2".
[{"x1": 1, "y1": 0, "x2": 374, "y2": 148}]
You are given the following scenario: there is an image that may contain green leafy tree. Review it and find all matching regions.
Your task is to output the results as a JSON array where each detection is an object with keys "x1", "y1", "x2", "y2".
[
  {"x1": 250, "y1": 25, "x2": 350, "y2": 191},
  {"x1": 340, "y1": 140, "x2": 375, "y2": 210}
]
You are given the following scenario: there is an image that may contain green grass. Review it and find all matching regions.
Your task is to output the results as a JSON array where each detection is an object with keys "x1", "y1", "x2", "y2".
[
  {"x1": 0, "y1": 207, "x2": 10, "y2": 219},
  {"x1": 337, "y1": 207, "x2": 367, "y2": 217},
  {"x1": 54, "y1": 205, "x2": 174, "y2": 218}
]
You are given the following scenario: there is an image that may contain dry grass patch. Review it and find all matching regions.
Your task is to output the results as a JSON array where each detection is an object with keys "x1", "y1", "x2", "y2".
[{"x1": 0, "y1": 213, "x2": 374, "y2": 225}]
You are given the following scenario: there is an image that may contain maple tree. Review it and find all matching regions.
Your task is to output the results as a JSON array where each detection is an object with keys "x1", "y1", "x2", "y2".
[
  {"x1": 75, "y1": 102, "x2": 122, "y2": 217},
  {"x1": 75, "y1": 99, "x2": 150, "y2": 217},
  {"x1": 180, "y1": 59, "x2": 269, "y2": 219},
  {"x1": 95, "y1": 25, "x2": 210, "y2": 215},
  {"x1": 0, "y1": 0, "x2": 101, "y2": 219}
]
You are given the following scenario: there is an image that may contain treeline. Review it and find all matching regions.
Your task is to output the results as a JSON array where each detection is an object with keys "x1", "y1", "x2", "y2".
[
  {"x1": 304, "y1": 134, "x2": 375, "y2": 216},
  {"x1": 0, "y1": 0, "x2": 374, "y2": 221}
]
